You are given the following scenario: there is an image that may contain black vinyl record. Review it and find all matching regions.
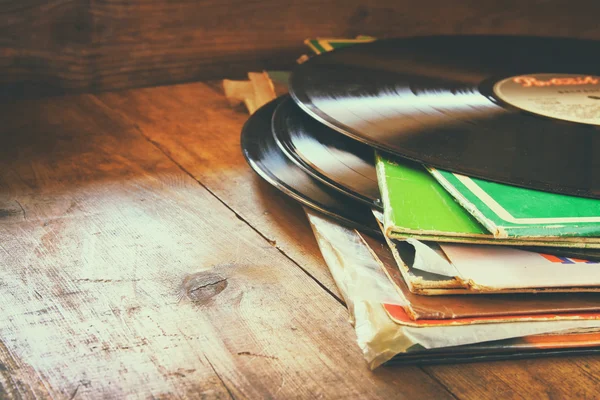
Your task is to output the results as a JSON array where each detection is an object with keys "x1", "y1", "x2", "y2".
[
  {"x1": 241, "y1": 98, "x2": 380, "y2": 234},
  {"x1": 289, "y1": 35, "x2": 600, "y2": 198},
  {"x1": 271, "y1": 96, "x2": 381, "y2": 208}
]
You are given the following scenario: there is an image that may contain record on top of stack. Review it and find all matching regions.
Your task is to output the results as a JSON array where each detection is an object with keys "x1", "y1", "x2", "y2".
[
  {"x1": 240, "y1": 97, "x2": 380, "y2": 235},
  {"x1": 289, "y1": 35, "x2": 600, "y2": 199},
  {"x1": 271, "y1": 96, "x2": 381, "y2": 208}
]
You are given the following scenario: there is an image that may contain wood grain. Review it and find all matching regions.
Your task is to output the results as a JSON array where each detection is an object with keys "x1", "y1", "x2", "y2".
[
  {"x1": 93, "y1": 83, "x2": 341, "y2": 296},
  {"x1": 0, "y1": 92, "x2": 452, "y2": 397},
  {"x1": 3, "y1": 0, "x2": 600, "y2": 96},
  {"x1": 424, "y1": 358, "x2": 600, "y2": 399}
]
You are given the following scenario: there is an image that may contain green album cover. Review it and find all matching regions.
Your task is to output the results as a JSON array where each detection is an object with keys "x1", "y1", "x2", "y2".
[
  {"x1": 428, "y1": 168, "x2": 600, "y2": 238},
  {"x1": 376, "y1": 153, "x2": 600, "y2": 248}
]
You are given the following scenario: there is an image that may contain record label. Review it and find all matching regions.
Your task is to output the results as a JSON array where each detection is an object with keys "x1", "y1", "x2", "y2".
[{"x1": 493, "y1": 73, "x2": 600, "y2": 125}]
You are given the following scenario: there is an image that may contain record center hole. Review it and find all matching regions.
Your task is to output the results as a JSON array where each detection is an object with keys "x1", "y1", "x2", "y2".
[{"x1": 588, "y1": 96, "x2": 600, "y2": 100}]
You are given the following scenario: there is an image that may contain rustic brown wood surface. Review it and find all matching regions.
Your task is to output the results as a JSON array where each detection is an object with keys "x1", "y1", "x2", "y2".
[
  {"x1": 1, "y1": 81, "x2": 600, "y2": 398},
  {"x1": 3, "y1": 0, "x2": 600, "y2": 97},
  {"x1": 94, "y1": 83, "x2": 340, "y2": 296},
  {"x1": 0, "y1": 88, "x2": 452, "y2": 398}
]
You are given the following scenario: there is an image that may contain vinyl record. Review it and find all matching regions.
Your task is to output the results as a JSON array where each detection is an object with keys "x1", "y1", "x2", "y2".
[
  {"x1": 290, "y1": 35, "x2": 600, "y2": 198},
  {"x1": 241, "y1": 97, "x2": 380, "y2": 234},
  {"x1": 271, "y1": 96, "x2": 381, "y2": 208}
]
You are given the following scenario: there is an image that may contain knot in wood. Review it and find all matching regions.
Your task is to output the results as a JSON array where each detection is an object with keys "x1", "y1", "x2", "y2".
[{"x1": 181, "y1": 272, "x2": 228, "y2": 304}]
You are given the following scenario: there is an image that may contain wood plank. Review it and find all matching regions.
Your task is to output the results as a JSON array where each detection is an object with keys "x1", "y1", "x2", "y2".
[
  {"x1": 0, "y1": 0, "x2": 89, "y2": 96},
  {"x1": 93, "y1": 83, "x2": 341, "y2": 296},
  {"x1": 0, "y1": 93, "x2": 451, "y2": 398},
  {"x1": 424, "y1": 358, "x2": 600, "y2": 399},
  {"x1": 3, "y1": 0, "x2": 600, "y2": 96}
]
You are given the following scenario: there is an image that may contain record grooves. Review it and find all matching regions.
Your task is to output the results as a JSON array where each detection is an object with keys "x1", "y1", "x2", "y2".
[
  {"x1": 271, "y1": 96, "x2": 381, "y2": 209},
  {"x1": 289, "y1": 35, "x2": 600, "y2": 199},
  {"x1": 241, "y1": 98, "x2": 380, "y2": 235}
]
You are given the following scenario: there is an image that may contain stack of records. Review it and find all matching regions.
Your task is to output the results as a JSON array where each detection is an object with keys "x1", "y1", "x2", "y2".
[{"x1": 237, "y1": 36, "x2": 600, "y2": 368}]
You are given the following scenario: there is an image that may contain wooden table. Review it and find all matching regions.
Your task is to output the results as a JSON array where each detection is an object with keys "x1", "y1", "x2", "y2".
[{"x1": 1, "y1": 82, "x2": 599, "y2": 399}]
